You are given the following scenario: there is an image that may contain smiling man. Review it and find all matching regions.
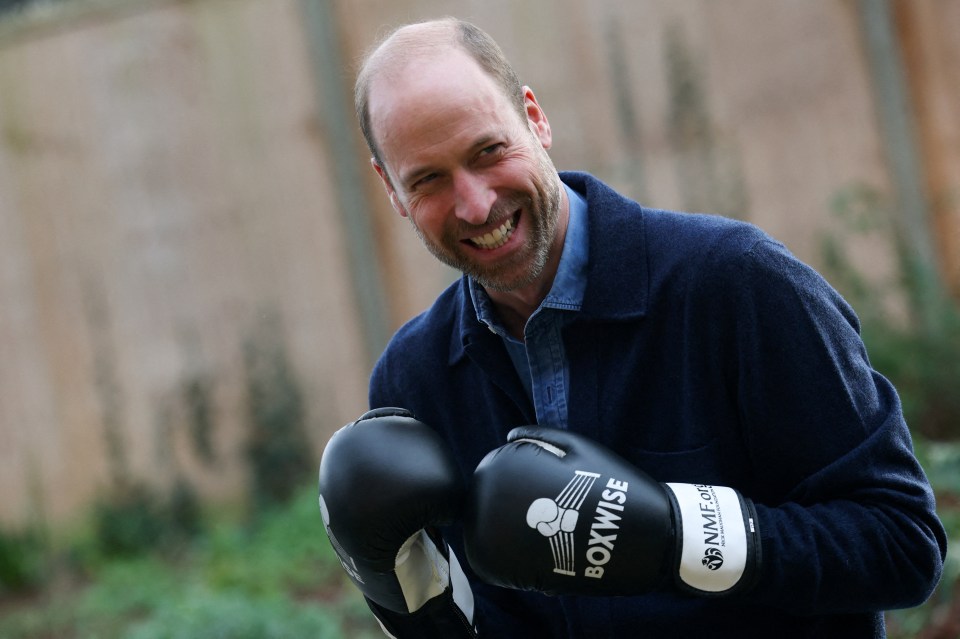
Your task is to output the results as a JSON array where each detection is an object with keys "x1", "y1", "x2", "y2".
[
  {"x1": 362, "y1": 31, "x2": 567, "y2": 336},
  {"x1": 317, "y1": 17, "x2": 947, "y2": 639}
]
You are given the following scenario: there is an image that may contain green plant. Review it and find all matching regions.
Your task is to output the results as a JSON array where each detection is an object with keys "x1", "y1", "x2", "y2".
[
  {"x1": 0, "y1": 485, "x2": 377, "y2": 639},
  {"x1": 166, "y1": 476, "x2": 204, "y2": 545},
  {"x1": 184, "y1": 373, "x2": 217, "y2": 465},
  {"x1": 126, "y1": 590, "x2": 342, "y2": 639},
  {"x1": 203, "y1": 486, "x2": 339, "y2": 598},
  {"x1": 91, "y1": 478, "x2": 204, "y2": 560},
  {"x1": 77, "y1": 556, "x2": 182, "y2": 619},
  {"x1": 0, "y1": 527, "x2": 45, "y2": 594},
  {"x1": 92, "y1": 483, "x2": 168, "y2": 558},
  {"x1": 243, "y1": 315, "x2": 315, "y2": 512}
]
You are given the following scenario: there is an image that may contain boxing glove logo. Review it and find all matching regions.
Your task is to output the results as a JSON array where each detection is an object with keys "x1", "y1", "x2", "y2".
[
  {"x1": 525, "y1": 470, "x2": 630, "y2": 580},
  {"x1": 702, "y1": 547, "x2": 724, "y2": 571},
  {"x1": 526, "y1": 470, "x2": 600, "y2": 575}
]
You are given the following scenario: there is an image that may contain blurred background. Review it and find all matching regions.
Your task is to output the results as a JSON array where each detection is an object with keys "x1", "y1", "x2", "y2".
[{"x1": 0, "y1": 0, "x2": 957, "y2": 637}]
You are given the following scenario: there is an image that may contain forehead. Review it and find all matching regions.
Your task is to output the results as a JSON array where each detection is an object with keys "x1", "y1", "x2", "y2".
[{"x1": 368, "y1": 49, "x2": 521, "y2": 171}]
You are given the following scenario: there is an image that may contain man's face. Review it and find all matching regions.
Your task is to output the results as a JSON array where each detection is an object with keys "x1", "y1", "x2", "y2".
[{"x1": 368, "y1": 49, "x2": 563, "y2": 293}]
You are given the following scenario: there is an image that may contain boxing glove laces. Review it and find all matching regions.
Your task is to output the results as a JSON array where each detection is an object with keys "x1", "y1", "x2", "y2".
[
  {"x1": 318, "y1": 408, "x2": 476, "y2": 637},
  {"x1": 464, "y1": 426, "x2": 762, "y2": 597}
]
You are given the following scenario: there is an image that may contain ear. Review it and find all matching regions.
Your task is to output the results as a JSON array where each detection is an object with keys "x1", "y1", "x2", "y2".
[
  {"x1": 372, "y1": 158, "x2": 408, "y2": 217},
  {"x1": 523, "y1": 86, "x2": 552, "y2": 150}
]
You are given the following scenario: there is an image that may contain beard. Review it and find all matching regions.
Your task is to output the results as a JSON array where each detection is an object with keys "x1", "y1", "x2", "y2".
[{"x1": 409, "y1": 154, "x2": 563, "y2": 293}]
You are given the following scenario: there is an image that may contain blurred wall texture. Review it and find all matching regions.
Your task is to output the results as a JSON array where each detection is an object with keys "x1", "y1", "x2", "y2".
[{"x1": 0, "y1": 0, "x2": 957, "y2": 528}]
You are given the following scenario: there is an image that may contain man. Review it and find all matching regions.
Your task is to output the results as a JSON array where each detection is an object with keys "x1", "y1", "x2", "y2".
[{"x1": 317, "y1": 17, "x2": 946, "y2": 638}]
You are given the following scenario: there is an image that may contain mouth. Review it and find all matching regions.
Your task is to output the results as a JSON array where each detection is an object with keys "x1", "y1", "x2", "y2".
[{"x1": 466, "y1": 211, "x2": 520, "y2": 250}]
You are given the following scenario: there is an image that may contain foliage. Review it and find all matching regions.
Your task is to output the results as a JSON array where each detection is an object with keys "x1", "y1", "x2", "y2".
[
  {"x1": 183, "y1": 373, "x2": 217, "y2": 465},
  {"x1": 0, "y1": 313, "x2": 343, "y2": 636},
  {"x1": 91, "y1": 483, "x2": 166, "y2": 558},
  {"x1": 125, "y1": 591, "x2": 341, "y2": 639},
  {"x1": 244, "y1": 317, "x2": 315, "y2": 513},
  {"x1": 0, "y1": 487, "x2": 379, "y2": 639},
  {"x1": 91, "y1": 478, "x2": 202, "y2": 559},
  {"x1": 0, "y1": 527, "x2": 44, "y2": 594},
  {"x1": 202, "y1": 481, "x2": 338, "y2": 597}
]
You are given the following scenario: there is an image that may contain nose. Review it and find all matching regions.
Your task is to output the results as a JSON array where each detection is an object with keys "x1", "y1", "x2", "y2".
[{"x1": 452, "y1": 170, "x2": 496, "y2": 225}]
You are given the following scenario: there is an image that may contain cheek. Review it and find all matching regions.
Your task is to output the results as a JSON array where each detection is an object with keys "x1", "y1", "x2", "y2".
[
  {"x1": 407, "y1": 202, "x2": 449, "y2": 238},
  {"x1": 499, "y1": 152, "x2": 547, "y2": 186}
]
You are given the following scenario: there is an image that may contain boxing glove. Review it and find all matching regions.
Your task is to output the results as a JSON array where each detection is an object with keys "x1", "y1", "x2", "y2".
[
  {"x1": 464, "y1": 426, "x2": 761, "y2": 597},
  {"x1": 318, "y1": 408, "x2": 476, "y2": 637}
]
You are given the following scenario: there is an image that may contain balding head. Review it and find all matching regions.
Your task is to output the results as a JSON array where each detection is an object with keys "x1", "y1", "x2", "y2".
[{"x1": 355, "y1": 18, "x2": 526, "y2": 171}]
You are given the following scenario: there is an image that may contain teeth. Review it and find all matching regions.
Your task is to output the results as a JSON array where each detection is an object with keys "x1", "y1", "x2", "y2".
[{"x1": 470, "y1": 217, "x2": 515, "y2": 249}]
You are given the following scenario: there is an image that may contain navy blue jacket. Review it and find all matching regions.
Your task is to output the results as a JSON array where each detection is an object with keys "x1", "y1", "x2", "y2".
[{"x1": 369, "y1": 172, "x2": 946, "y2": 638}]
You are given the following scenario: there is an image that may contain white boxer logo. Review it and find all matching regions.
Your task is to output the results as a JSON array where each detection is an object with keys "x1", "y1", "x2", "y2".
[{"x1": 526, "y1": 470, "x2": 600, "y2": 575}]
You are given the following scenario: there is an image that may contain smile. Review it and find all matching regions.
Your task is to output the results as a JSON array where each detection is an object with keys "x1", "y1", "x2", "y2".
[{"x1": 468, "y1": 212, "x2": 519, "y2": 250}]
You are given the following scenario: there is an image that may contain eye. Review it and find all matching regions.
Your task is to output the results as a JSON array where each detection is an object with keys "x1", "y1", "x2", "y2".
[
  {"x1": 479, "y1": 143, "x2": 503, "y2": 157},
  {"x1": 410, "y1": 173, "x2": 439, "y2": 190},
  {"x1": 475, "y1": 143, "x2": 506, "y2": 166}
]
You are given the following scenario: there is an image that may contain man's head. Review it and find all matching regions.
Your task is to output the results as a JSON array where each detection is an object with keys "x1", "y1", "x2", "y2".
[
  {"x1": 355, "y1": 18, "x2": 526, "y2": 171},
  {"x1": 355, "y1": 18, "x2": 567, "y2": 294}
]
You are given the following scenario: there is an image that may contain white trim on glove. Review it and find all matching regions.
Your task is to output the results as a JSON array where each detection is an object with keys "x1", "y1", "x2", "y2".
[
  {"x1": 665, "y1": 483, "x2": 755, "y2": 593},
  {"x1": 394, "y1": 529, "x2": 475, "y2": 624}
]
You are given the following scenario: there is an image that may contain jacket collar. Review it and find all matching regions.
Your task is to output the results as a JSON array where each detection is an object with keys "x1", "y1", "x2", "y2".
[{"x1": 562, "y1": 171, "x2": 649, "y2": 321}]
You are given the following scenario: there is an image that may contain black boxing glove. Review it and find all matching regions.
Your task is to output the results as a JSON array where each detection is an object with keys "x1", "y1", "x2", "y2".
[
  {"x1": 318, "y1": 408, "x2": 476, "y2": 638},
  {"x1": 464, "y1": 426, "x2": 761, "y2": 597}
]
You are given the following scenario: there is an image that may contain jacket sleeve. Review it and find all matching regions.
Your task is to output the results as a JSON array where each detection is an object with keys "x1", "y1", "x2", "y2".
[{"x1": 722, "y1": 237, "x2": 947, "y2": 613}]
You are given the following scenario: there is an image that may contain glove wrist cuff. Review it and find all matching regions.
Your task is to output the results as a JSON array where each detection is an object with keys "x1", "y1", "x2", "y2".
[{"x1": 663, "y1": 483, "x2": 762, "y2": 596}]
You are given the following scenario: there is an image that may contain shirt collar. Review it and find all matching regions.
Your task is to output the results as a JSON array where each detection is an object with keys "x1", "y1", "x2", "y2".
[
  {"x1": 543, "y1": 183, "x2": 589, "y2": 310},
  {"x1": 469, "y1": 183, "x2": 589, "y2": 331}
]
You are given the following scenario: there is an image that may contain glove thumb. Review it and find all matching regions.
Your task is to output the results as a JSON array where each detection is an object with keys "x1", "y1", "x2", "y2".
[{"x1": 506, "y1": 426, "x2": 586, "y2": 458}]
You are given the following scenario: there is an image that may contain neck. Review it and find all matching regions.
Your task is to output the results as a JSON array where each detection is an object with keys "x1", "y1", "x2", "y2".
[
  {"x1": 485, "y1": 287, "x2": 547, "y2": 340},
  {"x1": 485, "y1": 187, "x2": 570, "y2": 340}
]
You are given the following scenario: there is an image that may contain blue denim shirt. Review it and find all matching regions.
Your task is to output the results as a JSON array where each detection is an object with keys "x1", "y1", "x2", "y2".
[{"x1": 468, "y1": 184, "x2": 588, "y2": 428}]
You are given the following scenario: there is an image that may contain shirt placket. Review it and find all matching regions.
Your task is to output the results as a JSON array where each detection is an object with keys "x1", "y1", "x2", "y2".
[{"x1": 525, "y1": 310, "x2": 570, "y2": 429}]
